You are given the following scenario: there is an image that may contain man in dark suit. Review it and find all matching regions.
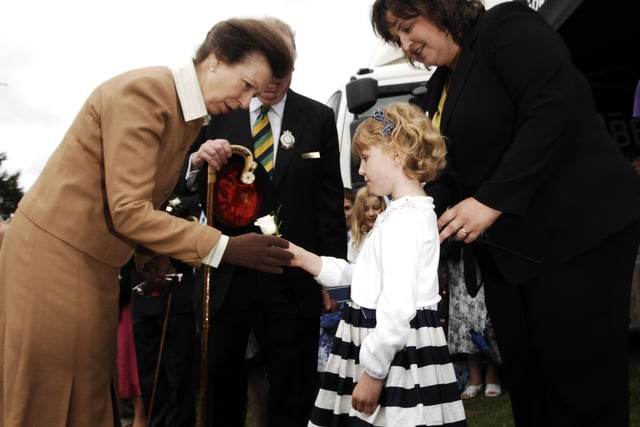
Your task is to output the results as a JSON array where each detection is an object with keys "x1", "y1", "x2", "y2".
[
  {"x1": 131, "y1": 193, "x2": 202, "y2": 427},
  {"x1": 177, "y1": 17, "x2": 346, "y2": 427}
]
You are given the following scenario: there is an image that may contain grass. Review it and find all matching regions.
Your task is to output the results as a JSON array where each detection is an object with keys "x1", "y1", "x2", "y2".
[
  {"x1": 244, "y1": 331, "x2": 640, "y2": 426},
  {"x1": 462, "y1": 392, "x2": 515, "y2": 427}
]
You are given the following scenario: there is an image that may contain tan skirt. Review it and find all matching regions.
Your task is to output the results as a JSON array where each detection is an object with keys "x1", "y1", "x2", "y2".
[{"x1": 0, "y1": 210, "x2": 120, "y2": 427}]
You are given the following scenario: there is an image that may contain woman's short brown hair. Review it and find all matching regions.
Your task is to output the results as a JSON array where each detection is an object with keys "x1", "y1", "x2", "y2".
[{"x1": 194, "y1": 18, "x2": 294, "y2": 79}]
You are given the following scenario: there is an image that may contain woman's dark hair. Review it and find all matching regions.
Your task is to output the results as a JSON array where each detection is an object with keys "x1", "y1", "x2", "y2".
[
  {"x1": 194, "y1": 18, "x2": 294, "y2": 79},
  {"x1": 371, "y1": 0, "x2": 483, "y2": 46}
]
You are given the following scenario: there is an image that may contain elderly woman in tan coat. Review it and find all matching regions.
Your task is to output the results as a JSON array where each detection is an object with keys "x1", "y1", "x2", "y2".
[{"x1": 0, "y1": 18, "x2": 294, "y2": 427}]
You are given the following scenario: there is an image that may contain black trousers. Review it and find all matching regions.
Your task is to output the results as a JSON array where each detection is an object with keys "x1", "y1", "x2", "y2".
[
  {"x1": 132, "y1": 312, "x2": 199, "y2": 427},
  {"x1": 202, "y1": 268, "x2": 320, "y2": 427},
  {"x1": 480, "y1": 219, "x2": 640, "y2": 427}
]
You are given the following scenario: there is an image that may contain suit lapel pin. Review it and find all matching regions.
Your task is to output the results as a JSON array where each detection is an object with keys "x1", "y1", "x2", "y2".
[{"x1": 279, "y1": 130, "x2": 296, "y2": 150}]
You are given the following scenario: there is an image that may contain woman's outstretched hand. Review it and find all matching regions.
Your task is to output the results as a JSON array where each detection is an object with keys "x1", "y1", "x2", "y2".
[{"x1": 222, "y1": 233, "x2": 293, "y2": 274}]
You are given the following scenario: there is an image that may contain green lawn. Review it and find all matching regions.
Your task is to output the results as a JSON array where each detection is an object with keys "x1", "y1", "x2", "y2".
[{"x1": 462, "y1": 392, "x2": 515, "y2": 427}]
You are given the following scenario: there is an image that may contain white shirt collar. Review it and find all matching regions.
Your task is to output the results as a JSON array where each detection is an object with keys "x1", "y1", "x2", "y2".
[
  {"x1": 171, "y1": 60, "x2": 209, "y2": 125},
  {"x1": 250, "y1": 94, "x2": 287, "y2": 118}
]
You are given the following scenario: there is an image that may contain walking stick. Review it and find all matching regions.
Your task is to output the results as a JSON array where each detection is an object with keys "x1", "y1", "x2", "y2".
[
  {"x1": 199, "y1": 164, "x2": 216, "y2": 427},
  {"x1": 147, "y1": 290, "x2": 174, "y2": 427},
  {"x1": 198, "y1": 146, "x2": 258, "y2": 427}
]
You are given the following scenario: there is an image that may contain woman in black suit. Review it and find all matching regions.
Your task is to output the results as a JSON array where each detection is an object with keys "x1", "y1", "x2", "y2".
[{"x1": 371, "y1": 1, "x2": 640, "y2": 426}]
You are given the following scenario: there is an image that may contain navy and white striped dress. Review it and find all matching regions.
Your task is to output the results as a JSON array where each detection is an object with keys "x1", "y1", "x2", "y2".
[{"x1": 310, "y1": 196, "x2": 466, "y2": 427}]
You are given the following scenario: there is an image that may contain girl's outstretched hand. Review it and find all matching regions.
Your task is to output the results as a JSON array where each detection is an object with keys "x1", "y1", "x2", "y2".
[
  {"x1": 287, "y1": 241, "x2": 305, "y2": 267},
  {"x1": 287, "y1": 241, "x2": 322, "y2": 276}
]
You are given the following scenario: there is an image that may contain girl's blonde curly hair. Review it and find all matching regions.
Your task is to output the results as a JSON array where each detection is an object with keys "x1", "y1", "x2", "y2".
[{"x1": 352, "y1": 102, "x2": 447, "y2": 183}]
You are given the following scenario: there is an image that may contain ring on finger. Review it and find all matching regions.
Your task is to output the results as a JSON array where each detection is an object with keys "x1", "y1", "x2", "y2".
[{"x1": 460, "y1": 227, "x2": 469, "y2": 236}]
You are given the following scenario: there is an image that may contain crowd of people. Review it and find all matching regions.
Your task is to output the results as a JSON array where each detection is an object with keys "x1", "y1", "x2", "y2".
[{"x1": 1, "y1": 1, "x2": 639, "y2": 427}]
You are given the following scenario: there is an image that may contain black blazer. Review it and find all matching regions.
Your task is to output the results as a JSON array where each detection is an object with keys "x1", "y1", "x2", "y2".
[
  {"x1": 423, "y1": 2, "x2": 640, "y2": 283},
  {"x1": 178, "y1": 89, "x2": 347, "y2": 318}
]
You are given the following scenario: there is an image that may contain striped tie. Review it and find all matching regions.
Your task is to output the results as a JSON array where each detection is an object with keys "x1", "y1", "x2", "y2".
[{"x1": 253, "y1": 105, "x2": 274, "y2": 176}]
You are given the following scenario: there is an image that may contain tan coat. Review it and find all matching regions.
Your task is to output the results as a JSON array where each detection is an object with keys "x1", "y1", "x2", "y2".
[
  {"x1": 0, "y1": 67, "x2": 219, "y2": 427},
  {"x1": 0, "y1": 223, "x2": 7, "y2": 248},
  {"x1": 21, "y1": 66, "x2": 219, "y2": 267}
]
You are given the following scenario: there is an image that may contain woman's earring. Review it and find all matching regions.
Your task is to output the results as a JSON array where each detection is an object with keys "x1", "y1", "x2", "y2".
[{"x1": 209, "y1": 64, "x2": 215, "y2": 72}]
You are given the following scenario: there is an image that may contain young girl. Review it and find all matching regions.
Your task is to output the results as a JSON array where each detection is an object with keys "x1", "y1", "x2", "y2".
[
  {"x1": 289, "y1": 103, "x2": 466, "y2": 426},
  {"x1": 318, "y1": 187, "x2": 387, "y2": 378},
  {"x1": 349, "y1": 186, "x2": 387, "y2": 262},
  {"x1": 344, "y1": 187, "x2": 355, "y2": 242}
]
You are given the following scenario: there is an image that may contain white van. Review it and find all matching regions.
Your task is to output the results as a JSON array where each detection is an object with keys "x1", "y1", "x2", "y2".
[{"x1": 325, "y1": 48, "x2": 433, "y2": 190}]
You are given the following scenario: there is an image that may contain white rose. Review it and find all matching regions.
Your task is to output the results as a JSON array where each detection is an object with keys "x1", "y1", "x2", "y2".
[{"x1": 254, "y1": 214, "x2": 279, "y2": 236}]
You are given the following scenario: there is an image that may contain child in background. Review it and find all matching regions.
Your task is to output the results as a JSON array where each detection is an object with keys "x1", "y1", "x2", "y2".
[
  {"x1": 349, "y1": 186, "x2": 387, "y2": 262},
  {"x1": 444, "y1": 248, "x2": 502, "y2": 398},
  {"x1": 289, "y1": 103, "x2": 466, "y2": 426},
  {"x1": 118, "y1": 259, "x2": 146, "y2": 427},
  {"x1": 344, "y1": 187, "x2": 355, "y2": 242}
]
